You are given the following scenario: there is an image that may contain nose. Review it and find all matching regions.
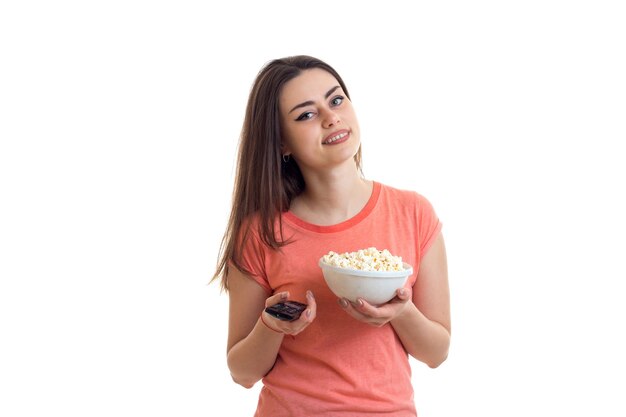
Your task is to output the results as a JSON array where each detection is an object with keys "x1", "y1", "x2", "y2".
[{"x1": 321, "y1": 108, "x2": 340, "y2": 129}]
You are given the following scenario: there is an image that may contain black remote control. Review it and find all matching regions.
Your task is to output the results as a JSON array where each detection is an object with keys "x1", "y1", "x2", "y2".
[{"x1": 264, "y1": 301, "x2": 308, "y2": 321}]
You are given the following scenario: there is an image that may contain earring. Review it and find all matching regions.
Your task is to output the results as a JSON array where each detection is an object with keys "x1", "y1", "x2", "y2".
[{"x1": 282, "y1": 154, "x2": 291, "y2": 163}]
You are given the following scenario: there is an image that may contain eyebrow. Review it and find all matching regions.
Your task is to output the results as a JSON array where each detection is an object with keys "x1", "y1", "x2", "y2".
[{"x1": 288, "y1": 85, "x2": 341, "y2": 114}]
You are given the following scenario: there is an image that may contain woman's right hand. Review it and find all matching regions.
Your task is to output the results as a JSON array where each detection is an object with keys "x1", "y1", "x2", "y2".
[{"x1": 262, "y1": 290, "x2": 316, "y2": 336}]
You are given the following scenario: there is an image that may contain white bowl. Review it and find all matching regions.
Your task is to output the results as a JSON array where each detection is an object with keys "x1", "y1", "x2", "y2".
[{"x1": 319, "y1": 259, "x2": 413, "y2": 305}]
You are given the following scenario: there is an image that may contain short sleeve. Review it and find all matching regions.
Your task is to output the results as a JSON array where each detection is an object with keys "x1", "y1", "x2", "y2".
[
  {"x1": 230, "y1": 219, "x2": 273, "y2": 294},
  {"x1": 415, "y1": 193, "x2": 442, "y2": 256}
]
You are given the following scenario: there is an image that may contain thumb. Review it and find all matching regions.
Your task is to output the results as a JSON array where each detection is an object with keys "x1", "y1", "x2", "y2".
[
  {"x1": 265, "y1": 291, "x2": 289, "y2": 307},
  {"x1": 397, "y1": 287, "x2": 411, "y2": 301}
]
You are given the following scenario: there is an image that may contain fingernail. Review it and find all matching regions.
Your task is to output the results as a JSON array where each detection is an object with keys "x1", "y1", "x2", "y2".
[
  {"x1": 399, "y1": 289, "x2": 406, "y2": 297},
  {"x1": 338, "y1": 298, "x2": 348, "y2": 308},
  {"x1": 281, "y1": 292, "x2": 288, "y2": 299},
  {"x1": 306, "y1": 290, "x2": 314, "y2": 299},
  {"x1": 305, "y1": 309, "x2": 311, "y2": 318},
  {"x1": 357, "y1": 298, "x2": 364, "y2": 307}
]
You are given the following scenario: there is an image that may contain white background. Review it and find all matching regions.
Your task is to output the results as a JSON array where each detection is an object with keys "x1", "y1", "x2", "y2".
[{"x1": 1, "y1": 1, "x2": 625, "y2": 416}]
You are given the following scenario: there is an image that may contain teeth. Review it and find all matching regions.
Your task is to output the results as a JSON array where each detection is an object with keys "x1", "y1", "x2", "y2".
[{"x1": 324, "y1": 132, "x2": 347, "y2": 144}]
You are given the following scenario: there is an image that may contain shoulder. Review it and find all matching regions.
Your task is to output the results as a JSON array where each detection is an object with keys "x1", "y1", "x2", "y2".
[
  {"x1": 238, "y1": 212, "x2": 261, "y2": 238},
  {"x1": 376, "y1": 181, "x2": 433, "y2": 207},
  {"x1": 239, "y1": 210, "x2": 288, "y2": 250},
  {"x1": 374, "y1": 182, "x2": 439, "y2": 224}
]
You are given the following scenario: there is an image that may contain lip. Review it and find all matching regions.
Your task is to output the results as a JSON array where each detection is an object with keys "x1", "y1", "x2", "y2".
[{"x1": 322, "y1": 129, "x2": 350, "y2": 145}]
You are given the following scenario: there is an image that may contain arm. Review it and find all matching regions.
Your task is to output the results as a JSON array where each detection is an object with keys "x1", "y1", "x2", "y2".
[
  {"x1": 226, "y1": 266, "x2": 317, "y2": 388},
  {"x1": 338, "y1": 233, "x2": 450, "y2": 368},
  {"x1": 390, "y1": 232, "x2": 450, "y2": 367}
]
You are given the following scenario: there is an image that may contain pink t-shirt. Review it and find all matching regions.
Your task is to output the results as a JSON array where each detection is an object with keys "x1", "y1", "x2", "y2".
[{"x1": 240, "y1": 182, "x2": 442, "y2": 416}]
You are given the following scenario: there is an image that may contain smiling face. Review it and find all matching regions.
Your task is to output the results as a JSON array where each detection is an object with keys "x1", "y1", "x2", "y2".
[{"x1": 279, "y1": 68, "x2": 361, "y2": 172}]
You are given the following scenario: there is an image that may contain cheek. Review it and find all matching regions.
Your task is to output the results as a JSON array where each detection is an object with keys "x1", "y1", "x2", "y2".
[
  {"x1": 339, "y1": 108, "x2": 357, "y2": 126},
  {"x1": 281, "y1": 126, "x2": 303, "y2": 153},
  {"x1": 284, "y1": 123, "x2": 313, "y2": 143}
]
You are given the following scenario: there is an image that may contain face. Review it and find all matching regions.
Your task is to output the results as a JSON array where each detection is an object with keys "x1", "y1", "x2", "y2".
[{"x1": 279, "y1": 68, "x2": 360, "y2": 171}]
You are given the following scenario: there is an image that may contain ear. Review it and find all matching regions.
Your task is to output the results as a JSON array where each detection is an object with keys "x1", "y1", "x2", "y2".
[{"x1": 280, "y1": 142, "x2": 292, "y2": 156}]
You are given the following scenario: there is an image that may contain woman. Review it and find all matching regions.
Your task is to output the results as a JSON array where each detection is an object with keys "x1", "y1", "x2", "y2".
[{"x1": 213, "y1": 55, "x2": 450, "y2": 416}]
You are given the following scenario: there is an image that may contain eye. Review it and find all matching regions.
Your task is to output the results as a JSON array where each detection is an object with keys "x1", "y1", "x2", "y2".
[
  {"x1": 330, "y1": 96, "x2": 344, "y2": 107},
  {"x1": 296, "y1": 111, "x2": 315, "y2": 121}
]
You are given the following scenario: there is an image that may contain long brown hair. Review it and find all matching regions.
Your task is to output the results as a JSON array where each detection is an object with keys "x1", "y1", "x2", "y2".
[{"x1": 212, "y1": 55, "x2": 362, "y2": 291}]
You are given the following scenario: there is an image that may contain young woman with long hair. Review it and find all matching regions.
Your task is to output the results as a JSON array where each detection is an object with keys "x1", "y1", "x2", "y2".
[{"x1": 213, "y1": 55, "x2": 450, "y2": 416}]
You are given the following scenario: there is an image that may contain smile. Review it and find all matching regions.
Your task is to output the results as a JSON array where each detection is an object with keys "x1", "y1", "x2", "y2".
[{"x1": 323, "y1": 131, "x2": 349, "y2": 145}]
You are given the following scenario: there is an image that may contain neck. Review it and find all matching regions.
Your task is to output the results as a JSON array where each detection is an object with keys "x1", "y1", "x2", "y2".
[{"x1": 290, "y1": 162, "x2": 372, "y2": 225}]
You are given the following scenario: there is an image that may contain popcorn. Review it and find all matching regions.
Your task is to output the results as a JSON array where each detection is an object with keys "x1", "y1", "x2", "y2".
[{"x1": 321, "y1": 247, "x2": 404, "y2": 272}]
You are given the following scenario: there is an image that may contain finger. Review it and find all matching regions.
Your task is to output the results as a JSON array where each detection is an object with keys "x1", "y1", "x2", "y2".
[
  {"x1": 353, "y1": 297, "x2": 381, "y2": 317},
  {"x1": 278, "y1": 291, "x2": 317, "y2": 335},
  {"x1": 338, "y1": 298, "x2": 369, "y2": 321},
  {"x1": 291, "y1": 291, "x2": 316, "y2": 327},
  {"x1": 265, "y1": 291, "x2": 289, "y2": 308},
  {"x1": 396, "y1": 287, "x2": 411, "y2": 301},
  {"x1": 302, "y1": 290, "x2": 316, "y2": 322}
]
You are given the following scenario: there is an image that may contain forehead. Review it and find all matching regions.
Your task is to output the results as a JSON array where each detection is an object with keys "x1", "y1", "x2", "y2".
[{"x1": 280, "y1": 68, "x2": 340, "y2": 108}]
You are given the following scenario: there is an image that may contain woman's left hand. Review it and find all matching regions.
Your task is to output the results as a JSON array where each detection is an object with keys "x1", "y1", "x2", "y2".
[{"x1": 338, "y1": 287, "x2": 413, "y2": 327}]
